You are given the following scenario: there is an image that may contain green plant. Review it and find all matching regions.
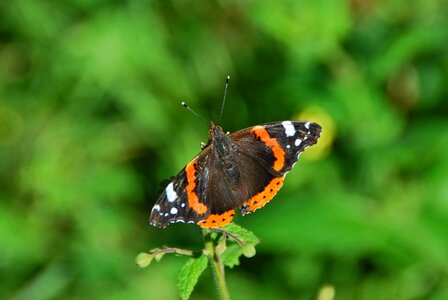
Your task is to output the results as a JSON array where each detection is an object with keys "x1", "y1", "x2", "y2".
[{"x1": 136, "y1": 223, "x2": 259, "y2": 300}]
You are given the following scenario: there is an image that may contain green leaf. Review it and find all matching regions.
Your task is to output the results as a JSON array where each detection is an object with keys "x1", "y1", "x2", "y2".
[
  {"x1": 222, "y1": 223, "x2": 260, "y2": 245},
  {"x1": 221, "y1": 244, "x2": 243, "y2": 268},
  {"x1": 241, "y1": 244, "x2": 257, "y2": 258},
  {"x1": 135, "y1": 253, "x2": 153, "y2": 268},
  {"x1": 210, "y1": 231, "x2": 219, "y2": 240},
  {"x1": 153, "y1": 252, "x2": 165, "y2": 262},
  {"x1": 178, "y1": 255, "x2": 208, "y2": 300},
  {"x1": 220, "y1": 224, "x2": 260, "y2": 267}
]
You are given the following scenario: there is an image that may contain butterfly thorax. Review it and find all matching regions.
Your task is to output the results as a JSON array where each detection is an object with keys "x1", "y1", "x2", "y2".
[{"x1": 209, "y1": 121, "x2": 239, "y2": 181}]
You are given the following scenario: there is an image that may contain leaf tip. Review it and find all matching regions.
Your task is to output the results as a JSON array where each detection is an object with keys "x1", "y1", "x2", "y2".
[
  {"x1": 241, "y1": 244, "x2": 256, "y2": 258},
  {"x1": 136, "y1": 253, "x2": 153, "y2": 268}
]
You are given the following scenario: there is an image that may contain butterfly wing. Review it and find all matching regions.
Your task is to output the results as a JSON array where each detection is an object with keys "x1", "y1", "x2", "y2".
[
  {"x1": 149, "y1": 148, "x2": 213, "y2": 228},
  {"x1": 229, "y1": 121, "x2": 321, "y2": 214},
  {"x1": 150, "y1": 147, "x2": 241, "y2": 229}
]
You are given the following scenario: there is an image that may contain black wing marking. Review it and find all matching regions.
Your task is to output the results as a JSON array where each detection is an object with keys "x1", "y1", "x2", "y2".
[{"x1": 264, "y1": 121, "x2": 321, "y2": 174}]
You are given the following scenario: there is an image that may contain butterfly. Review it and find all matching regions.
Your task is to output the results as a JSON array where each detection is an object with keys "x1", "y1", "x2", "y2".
[{"x1": 150, "y1": 118, "x2": 321, "y2": 228}]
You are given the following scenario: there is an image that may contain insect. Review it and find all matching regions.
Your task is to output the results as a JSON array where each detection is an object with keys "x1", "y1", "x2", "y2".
[{"x1": 150, "y1": 77, "x2": 321, "y2": 228}]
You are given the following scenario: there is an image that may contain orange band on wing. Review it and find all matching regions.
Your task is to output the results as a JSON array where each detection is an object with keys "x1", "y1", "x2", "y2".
[
  {"x1": 198, "y1": 210, "x2": 235, "y2": 228},
  {"x1": 252, "y1": 126, "x2": 285, "y2": 172},
  {"x1": 242, "y1": 176, "x2": 284, "y2": 214},
  {"x1": 185, "y1": 159, "x2": 208, "y2": 214}
]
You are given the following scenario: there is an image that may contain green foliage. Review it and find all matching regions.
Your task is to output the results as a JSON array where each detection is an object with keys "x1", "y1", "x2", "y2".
[
  {"x1": 137, "y1": 225, "x2": 259, "y2": 299},
  {"x1": 178, "y1": 255, "x2": 208, "y2": 300},
  {"x1": 1, "y1": 0, "x2": 448, "y2": 299},
  {"x1": 241, "y1": 244, "x2": 256, "y2": 258},
  {"x1": 219, "y1": 223, "x2": 260, "y2": 267},
  {"x1": 135, "y1": 253, "x2": 153, "y2": 268},
  {"x1": 221, "y1": 244, "x2": 244, "y2": 268},
  {"x1": 222, "y1": 223, "x2": 260, "y2": 246}
]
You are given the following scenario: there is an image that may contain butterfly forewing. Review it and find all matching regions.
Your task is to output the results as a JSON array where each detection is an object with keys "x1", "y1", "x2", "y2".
[
  {"x1": 149, "y1": 149, "x2": 212, "y2": 228},
  {"x1": 229, "y1": 121, "x2": 321, "y2": 214}
]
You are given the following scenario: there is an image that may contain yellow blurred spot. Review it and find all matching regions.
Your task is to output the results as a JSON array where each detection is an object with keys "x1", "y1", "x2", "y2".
[
  {"x1": 317, "y1": 284, "x2": 335, "y2": 300},
  {"x1": 293, "y1": 106, "x2": 335, "y2": 160}
]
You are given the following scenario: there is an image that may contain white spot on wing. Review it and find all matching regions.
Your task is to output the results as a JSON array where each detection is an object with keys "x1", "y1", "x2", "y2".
[
  {"x1": 181, "y1": 203, "x2": 186, "y2": 208},
  {"x1": 295, "y1": 138, "x2": 302, "y2": 146},
  {"x1": 166, "y1": 182, "x2": 178, "y2": 202},
  {"x1": 164, "y1": 213, "x2": 169, "y2": 217},
  {"x1": 152, "y1": 204, "x2": 160, "y2": 211},
  {"x1": 286, "y1": 145, "x2": 291, "y2": 149},
  {"x1": 282, "y1": 121, "x2": 296, "y2": 137},
  {"x1": 305, "y1": 122, "x2": 310, "y2": 130},
  {"x1": 170, "y1": 207, "x2": 178, "y2": 215}
]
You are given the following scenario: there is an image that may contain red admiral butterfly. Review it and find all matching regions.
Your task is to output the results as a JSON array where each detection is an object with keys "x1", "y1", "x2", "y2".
[{"x1": 150, "y1": 80, "x2": 321, "y2": 228}]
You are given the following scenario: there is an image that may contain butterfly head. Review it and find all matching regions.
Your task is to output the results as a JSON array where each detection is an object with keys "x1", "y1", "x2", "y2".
[{"x1": 209, "y1": 121, "x2": 224, "y2": 137}]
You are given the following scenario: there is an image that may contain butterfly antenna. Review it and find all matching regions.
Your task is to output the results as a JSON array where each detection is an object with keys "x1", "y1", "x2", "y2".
[
  {"x1": 219, "y1": 75, "x2": 230, "y2": 122},
  {"x1": 181, "y1": 101, "x2": 209, "y2": 126}
]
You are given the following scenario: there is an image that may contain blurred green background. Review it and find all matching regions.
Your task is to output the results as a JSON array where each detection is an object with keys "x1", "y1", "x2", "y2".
[{"x1": 1, "y1": 0, "x2": 448, "y2": 299}]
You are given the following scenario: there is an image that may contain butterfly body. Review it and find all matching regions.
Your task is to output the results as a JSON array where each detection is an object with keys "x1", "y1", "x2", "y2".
[{"x1": 150, "y1": 120, "x2": 321, "y2": 228}]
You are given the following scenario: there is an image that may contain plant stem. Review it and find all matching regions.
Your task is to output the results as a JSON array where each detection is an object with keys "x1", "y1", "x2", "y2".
[
  {"x1": 203, "y1": 229, "x2": 230, "y2": 300},
  {"x1": 150, "y1": 247, "x2": 198, "y2": 257}
]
